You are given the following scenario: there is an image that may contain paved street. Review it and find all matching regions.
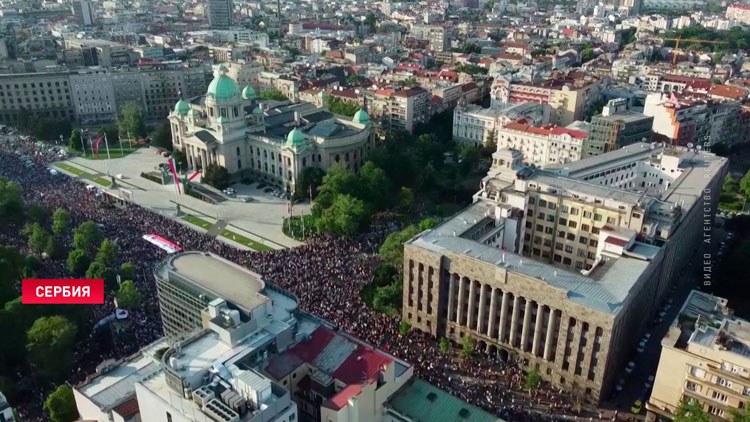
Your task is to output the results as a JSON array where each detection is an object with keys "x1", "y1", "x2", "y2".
[{"x1": 52, "y1": 147, "x2": 308, "y2": 250}]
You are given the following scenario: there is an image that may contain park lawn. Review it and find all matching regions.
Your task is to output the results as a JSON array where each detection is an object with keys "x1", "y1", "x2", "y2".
[
  {"x1": 82, "y1": 146, "x2": 140, "y2": 160},
  {"x1": 55, "y1": 162, "x2": 89, "y2": 177},
  {"x1": 92, "y1": 177, "x2": 112, "y2": 187},
  {"x1": 220, "y1": 229, "x2": 273, "y2": 252},
  {"x1": 181, "y1": 215, "x2": 213, "y2": 230}
]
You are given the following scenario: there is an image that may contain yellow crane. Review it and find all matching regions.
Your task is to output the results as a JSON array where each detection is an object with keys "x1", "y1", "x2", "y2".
[{"x1": 662, "y1": 37, "x2": 729, "y2": 66}]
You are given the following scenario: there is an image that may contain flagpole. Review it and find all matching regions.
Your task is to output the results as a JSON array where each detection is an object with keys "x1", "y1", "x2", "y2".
[
  {"x1": 118, "y1": 133, "x2": 124, "y2": 154},
  {"x1": 127, "y1": 131, "x2": 132, "y2": 150},
  {"x1": 104, "y1": 134, "x2": 112, "y2": 176},
  {"x1": 80, "y1": 130, "x2": 87, "y2": 156}
]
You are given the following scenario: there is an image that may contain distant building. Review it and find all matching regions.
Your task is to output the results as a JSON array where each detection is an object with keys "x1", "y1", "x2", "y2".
[
  {"x1": 384, "y1": 379, "x2": 502, "y2": 422},
  {"x1": 207, "y1": 0, "x2": 232, "y2": 29},
  {"x1": 411, "y1": 24, "x2": 451, "y2": 52},
  {"x1": 453, "y1": 102, "x2": 552, "y2": 147},
  {"x1": 64, "y1": 38, "x2": 131, "y2": 67},
  {"x1": 71, "y1": 0, "x2": 94, "y2": 26},
  {"x1": 647, "y1": 290, "x2": 750, "y2": 422},
  {"x1": 494, "y1": 119, "x2": 589, "y2": 167},
  {"x1": 369, "y1": 87, "x2": 431, "y2": 134},
  {"x1": 584, "y1": 99, "x2": 653, "y2": 157},
  {"x1": 0, "y1": 72, "x2": 75, "y2": 126},
  {"x1": 726, "y1": 3, "x2": 750, "y2": 24}
]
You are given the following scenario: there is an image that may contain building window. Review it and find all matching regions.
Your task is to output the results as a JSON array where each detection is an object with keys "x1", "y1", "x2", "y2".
[{"x1": 167, "y1": 413, "x2": 173, "y2": 422}]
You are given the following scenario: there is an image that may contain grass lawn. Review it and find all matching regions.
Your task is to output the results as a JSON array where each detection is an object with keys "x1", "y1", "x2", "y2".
[
  {"x1": 55, "y1": 162, "x2": 89, "y2": 176},
  {"x1": 220, "y1": 229, "x2": 273, "y2": 252},
  {"x1": 81, "y1": 146, "x2": 140, "y2": 160},
  {"x1": 92, "y1": 177, "x2": 112, "y2": 187},
  {"x1": 181, "y1": 215, "x2": 213, "y2": 230}
]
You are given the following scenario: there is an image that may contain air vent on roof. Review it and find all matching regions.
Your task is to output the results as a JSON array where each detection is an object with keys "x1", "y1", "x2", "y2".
[
  {"x1": 459, "y1": 408, "x2": 471, "y2": 418},
  {"x1": 427, "y1": 392, "x2": 438, "y2": 402}
]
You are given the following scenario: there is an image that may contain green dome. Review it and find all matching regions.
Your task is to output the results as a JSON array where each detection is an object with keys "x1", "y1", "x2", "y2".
[
  {"x1": 285, "y1": 128, "x2": 306, "y2": 148},
  {"x1": 252, "y1": 106, "x2": 263, "y2": 115},
  {"x1": 174, "y1": 98, "x2": 190, "y2": 115},
  {"x1": 352, "y1": 109, "x2": 369, "y2": 124},
  {"x1": 242, "y1": 85, "x2": 256, "y2": 100},
  {"x1": 207, "y1": 65, "x2": 240, "y2": 102}
]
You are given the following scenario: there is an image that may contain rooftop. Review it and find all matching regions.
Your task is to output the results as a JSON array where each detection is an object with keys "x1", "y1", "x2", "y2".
[
  {"x1": 386, "y1": 379, "x2": 502, "y2": 422},
  {"x1": 164, "y1": 252, "x2": 268, "y2": 312}
]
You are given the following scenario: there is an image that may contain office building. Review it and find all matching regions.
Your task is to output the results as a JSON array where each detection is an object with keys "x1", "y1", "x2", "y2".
[
  {"x1": 75, "y1": 251, "x2": 300, "y2": 422},
  {"x1": 411, "y1": 24, "x2": 451, "y2": 52},
  {"x1": 647, "y1": 290, "x2": 750, "y2": 421},
  {"x1": 69, "y1": 68, "x2": 117, "y2": 125},
  {"x1": 169, "y1": 65, "x2": 374, "y2": 193},
  {"x1": 207, "y1": 0, "x2": 233, "y2": 29},
  {"x1": 402, "y1": 141, "x2": 727, "y2": 402},
  {"x1": 384, "y1": 379, "x2": 502, "y2": 422},
  {"x1": 64, "y1": 39, "x2": 131, "y2": 67},
  {"x1": 494, "y1": 119, "x2": 588, "y2": 167},
  {"x1": 264, "y1": 325, "x2": 414, "y2": 422},
  {"x1": 0, "y1": 72, "x2": 75, "y2": 125},
  {"x1": 72, "y1": 0, "x2": 94, "y2": 26},
  {"x1": 584, "y1": 99, "x2": 653, "y2": 157},
  {"x1": 452, "y1": 102, "x2": 552, "y2": 147}
]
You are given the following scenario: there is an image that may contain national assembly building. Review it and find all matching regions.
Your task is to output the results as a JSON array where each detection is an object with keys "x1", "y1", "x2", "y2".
[{"x1": 402, "y1": 142, "x2": 728, "y2": 402}]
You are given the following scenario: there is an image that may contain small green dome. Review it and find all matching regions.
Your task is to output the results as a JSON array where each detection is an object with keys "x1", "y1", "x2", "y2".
[
  {"x1": 318, "y1": 90, "x2": 328, "y2": 99},
  {"x1": 207, "y1": 65, "x2": 240, "y2": 102},
  {"x1": 285, "y1": 128, "x2": 306, "y2": 148},
  {"x1": 253, "y1": 106, "x2": 263, "y2": 115},
  {"x1": 352, "y1": 109, "x2": 369, "y2": 124},
  {"x1": 242, "y1": 85, "x2": 256, "y2": 100},
  {"x1": 174, "y1": 98, "x2": 190, "y2": 115}
]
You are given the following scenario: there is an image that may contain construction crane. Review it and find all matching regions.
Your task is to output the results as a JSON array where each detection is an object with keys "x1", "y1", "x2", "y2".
[{"x1": 662, "y1": 37, "x2": 729, "y2": 66}]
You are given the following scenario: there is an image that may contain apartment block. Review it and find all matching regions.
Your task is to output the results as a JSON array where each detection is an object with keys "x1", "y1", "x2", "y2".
[
  {"x1": 647, "y1": 290, "x2": 750, "y2": 422},
  {"x1": 726, "y1": 3, "x2": 750, "y2": 24},
  {"x1": 494, "y1": 119, "x2": 588, "y2": 167},
  {"x1": 584, "y1": 99, "x2": 653, "y2": 157},
  {"x1": 0, "y1": 72, "x2": 75, "y2": 125},
  {"x1": 452, "y1": 102, "x2": 551, "y2": 147},
  {"x1": 369, "y1": 87, "x2": 431, "y2": 134},
  {"x1": 402, "y1": 142, "x2": 727, "y2": 402}
]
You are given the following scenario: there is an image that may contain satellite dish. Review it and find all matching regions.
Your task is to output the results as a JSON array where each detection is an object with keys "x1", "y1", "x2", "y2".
[{"x1": 687, "y1": 143, "x2": 694, "y2": 148}]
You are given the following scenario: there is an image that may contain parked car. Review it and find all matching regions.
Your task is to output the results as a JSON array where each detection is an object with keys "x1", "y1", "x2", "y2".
[
  {"x1": 238, "y1": 196, "x2": 253, "y2": 203},
  {"x1": 625, "y1": 361, "x2": 636, "y2": 374},
  {"x1": 645, "y1": 375, "x2": 655, "y2": 389},
  {"x1": 631, "y1": 400, "x2": 643, "y2": 414},
  {"x1": 637, "y1": 341, "x2": 646, "y2": 353},
  {"x1": 263, "y1": 187, "x2": 273, "y2": 193}
]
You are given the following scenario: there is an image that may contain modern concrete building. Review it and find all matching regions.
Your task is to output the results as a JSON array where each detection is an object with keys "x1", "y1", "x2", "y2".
[
  {"x1": 452, "y1": 102, "x2": 552, "y2": 147},
  {"x1": 384, "y1": 379, "x2": 502, "y2": 422},
  {"x1": 72, "y1": 0, "x2": 94, "y2": 26},
  {"x1": 584, "y1": 99, "x2": 653, "y2": 157},
  {"x1": 402, "y1": 141, "x2": 727, "y2": 402},
  {"x1": 169, "y1": 65, "x2": 374, "y2": 193},
  {"x1": 494, "y1": 120, "x2": 588, "y2": 168},
  {"x1": 369, "y1": 87, "x2": 430, "y2": 134},
  {"x1": 69, "y1": 68, "x2": 117, "y2": 125},
  {"x1": 647, "y1": 290, "x2": 750, "y2": 422},
  {"x1": 0, "y1": 72, "x2": 75, "y2": 125},
  {"x1": 207, "y1": 0, "x2": 233, "y2": 29}
]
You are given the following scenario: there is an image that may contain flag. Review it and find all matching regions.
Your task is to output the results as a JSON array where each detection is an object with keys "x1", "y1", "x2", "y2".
[
  {"x1": 167, "y1": 158, "x2": 181, "y2": 194},
  {"x1": 479, "y1": 179, "x2": 484, "y2": 189},
  {"x1": 93, "y1": 135, "x2": 104, "y2": 156},
  {"x1": 670, "y1": 92, "x2": 679, "y2": 105}
]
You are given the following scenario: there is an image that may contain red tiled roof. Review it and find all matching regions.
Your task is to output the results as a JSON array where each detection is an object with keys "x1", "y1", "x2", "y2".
[
  {"x1": 333, "y1": 345, "x2": 392, "y2": 385},
  {"x1": 551, "y1": 127, "x2": 588, "y2": 139},
  {"x1": 302, "y1": 23, "x2": 353, "y2": 31},
  {"x1": 323, "y1": 384, "x2": 363, "y2": 410},
  {"x1": 729, "y1": 3, "x2": 750, "y2": 10},
  {"x1": 504, "y1": 121, "x2": 553, "y2": 136},
  {"x1": 708, "y1": 84, "x2": 748, "y2": 100},
  {"x1": 393, "y1": 87, "x2": 427, "y2": 97},
  {"x1": 375, "y1": 88, "x2": 396, "y2": 96},
  {"x1": 113, "y1": 398, "x2": 140, "y2": 419}
]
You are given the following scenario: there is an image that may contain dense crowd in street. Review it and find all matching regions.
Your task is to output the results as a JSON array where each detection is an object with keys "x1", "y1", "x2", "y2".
[{"x1": 0, "y1": 137, "x2": 604, "y2": 422}]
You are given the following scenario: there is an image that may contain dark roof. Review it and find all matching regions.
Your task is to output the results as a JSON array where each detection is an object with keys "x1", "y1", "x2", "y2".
[{"x1": 194, "y1": 130, "x2": 218, "y2": 145}]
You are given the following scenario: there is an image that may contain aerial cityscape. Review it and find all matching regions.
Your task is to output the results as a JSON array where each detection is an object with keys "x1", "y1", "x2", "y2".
[{"x1": 0, "y1": 0, "x2": 749, "y2": 421}]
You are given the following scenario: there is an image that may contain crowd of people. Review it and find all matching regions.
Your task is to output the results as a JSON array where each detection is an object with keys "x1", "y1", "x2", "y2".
[{"x1": 0, "y1": 136, "x2": 605, "y2": 422}]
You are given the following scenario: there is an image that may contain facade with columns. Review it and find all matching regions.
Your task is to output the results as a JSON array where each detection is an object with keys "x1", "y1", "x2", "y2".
[
  {"x1": 403, "y1": 143, "x2": 728, "y2": 402},
  {"x1": 168, "y1": 65, "x2": 374, "y2": 193}
]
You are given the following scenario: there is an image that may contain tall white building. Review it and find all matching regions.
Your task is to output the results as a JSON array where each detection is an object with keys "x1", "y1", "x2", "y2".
[
  {"x1": 452, "y1": 103, "x2": 552, "y2": 147},
  {"x1": 495, "y1": 120, "x2": 588, "y2": 167},
  {"x1": 69, "y1": 68, "x2": 117, "y2": 125}
]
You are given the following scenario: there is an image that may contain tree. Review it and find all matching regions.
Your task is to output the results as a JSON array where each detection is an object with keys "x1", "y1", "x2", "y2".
[
  {"x1": 203, "y1": 163, "x2": 230, "y2": 190},
  {"x1": 95, "y1": 239, "x2": 118, "y2": 266},
  {"x1": 295, "y1": 167, "x2": 326, "y2": 201},
  {"x1": 398, "y1": 186, "x2": 414, "y2": 208},
  {"x1": 525, "y1": 367, "x2": 542, "y2": 390},
  {"x1": 418, "y1": 218, "x2": 438, "y2": 231},
  {"x1": 51, "y1": 208, "x2": 71, "y2": 237},
  {"x1": 312, "y1": 164, "x2": 360, "y2": 216},
  {"x1": 171, "y1": 149, "x2": 188, "y2": 172},
  {"x1": 674, "y1": 399, "x2": 710, "y2": 422},
  {"x1": 68, "y1": 129, "x2": 83, "y2": 152},
  {"x1": 120, "y1": 262, "x2": 134, "y2": 279},
  {"x1": 66, "y1": 249, "x2": 90, "y2": 276},
  {"x1": 44, "y1": 385, "x2": 79, "y2": 422},
  {"x1": 318, "y1": 194, "x2": 368, "y2": 235},
  {"x1": 99, "y1": 125, "x2": 119, "y2": 144},
  {"x1": 86, "y1": 261, "x2": 117, "y2": 291},
  {"x1": 399, "y1": 319, "x2": 411, "y2": 336},
  {"x1": 0, "y1": 245, "x2": 22, "y2": 306},
  {"x1": 326, "y1": 96, "x2": 360, "y2": 117},
  {"x1": 116, "y1": 280, "x2": 141, "y2": 309},
  {"x1": 73, "y1": 221, "x2": 102, "y2": 253},
  {"x1": 259, "y1": 89, "x2": 288, "y2": 101},
  {"x1": 28, "y1": 203, "x2": 48, "y2": 224},
  {"x1": 359, "y1": 162, "x2": 391, "y2": 210},
  {"x1": 26, "y1": 316, "x2": 77, "y2": 380},
  {"x1": 581, "y1": 47, "x2": 595, "y2": 63},
  {"x1": 460, "y1": 336, "x2": 476, "y2": 359},
  {"x1": 379, "y1": 225, "x2": 420, "y2": 268},
  {"x1": 0, "y1": 177, "x2": 23, "y2": 225},
  {"x1": 23, "y1": 223, "x2": 52, "y2": 255},
  {"x1": 439, "y1": 338, "x2": 450, "y2": 354},
  {"x1": 117, "y1": 102, "x2": 147, "y2": 139},
  {"x1": 740, "y1": 170, "x2": 750, "y2": 199},
  {"x1": 346, "y1": 73, "x2": 361, "y2": 85},
  {"x1": 373, "y1": 282, "x2": 402, "y2": 313},
  {"x1": 151, "y1": 122, "x2": 172, "y2": 151}
]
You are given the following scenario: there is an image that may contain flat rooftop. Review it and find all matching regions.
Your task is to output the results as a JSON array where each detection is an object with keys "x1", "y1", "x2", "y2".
[
  {"x1": 166, "y1": 252, "x2": 268, "y2": 312},
  {"x1": 410, "y1": 201, "x2": 659, "y2": 314},
  {"x1": 546, "y1": 142, "x2": 658, "y2": 177},
  {"x1": 386, "y1": 379, "x2": 502, "y2": 422}
]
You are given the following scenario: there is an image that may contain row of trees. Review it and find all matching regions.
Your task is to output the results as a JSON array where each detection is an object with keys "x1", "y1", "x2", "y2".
[
  {"x1": 68, "y1": 103, "x2": 148, "y2": 153},
  {"x1": 664, "y1": 26, "x2": 750, "y2": 52},
  {"x1": 326, "y1": 96, "x2": 360, "y2": 117},
  {"x1": 720, "y1": 171, "x2": 750, "y2": 211}
]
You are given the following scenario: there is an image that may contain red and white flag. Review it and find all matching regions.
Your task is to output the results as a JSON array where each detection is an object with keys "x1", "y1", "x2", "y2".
[
  {"x1": 93, "y1": 135, "x2": 104, "y2": 156},
  {"x1": 167, "y1": 158, "x2": 181, "y2": 194}
]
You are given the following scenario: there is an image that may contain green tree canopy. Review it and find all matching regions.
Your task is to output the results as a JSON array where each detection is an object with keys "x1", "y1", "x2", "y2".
[
  {"x1": 96, "y1": 239, "x2": 118, "y2": 266},
  {"x1": 525, "y1": 367, "x2": 542, "y2": 389},
  {"x1": 203, "y1": 164, "x2": 230, "y2": 190},
  {"x1": 295, "y1": 167, "x2": 326, "y2": 201},
  {"x1": 23, "y1": 222, "x2": 52, "y2": 255},
  {"x1": 44, "y1": 385, "x2": 79, "y2": 422},
  {"x1": 259, "y1": 89, "x2": 288, "y2": 101},
  {"x1": 120, "y1": 262, "x2": 134, "y2": 279},
  {"x1": 398, "y1": 186, "x2": 414, "y2": 208},
  {"x1": 69, "y1": 129, "x2": 83, "y2": 152},
  {"x1": 359, "y1": 161, "x2": 391, "y2": 210},
  {"x1": 326, "y1": 96, "x2": 360, "y2": 117},
  {"x1": 0, "y1": 245, "x2": 22, "y2": 305},
  {"x1": 439, "y1": 338, "x2": 450, "y2": 354},
  {"x1": 460, "y1": 336, "x2": 476, "y2": 359},
  {"x1": 0, "y1": 177, "x2": 23, "y2": 225},
  {"x1": 116, "y1": 280, "x2": 141, "y2": 309},
  {"x1": 318, "y1": 194, "x2": 368, "y2": 235},
  {"x1": 73, "y1": 221, "x2": 103, "y2": 253},
  {"x1": 86, "y1": 261, "x2": 117, "y2": 291},
  {"x1": 399, "y1": 320, "x2": 411, "y2": 336},
  {"x1": 51, "y1": 208, "x2": 71, "y2": 237},
  {"x1": 26, "y1": 316, "x2": 77, "y2": 380},
  {"x1": 66, "y1": 249, "x2": 91, "y2": 276},
  {"x1": 379, "y1": 225, "x2": 420, "y2": 268},
  {"x1": 740, "y1": 170, "x2": 750, "y2": 199},
  {"x1": 312, "y1": 164, "x2": 360, "y2": 216},
  {"x1": 117, "y1": 102, "x2": 147, "y2": 139},
  {"x1": 151, "y1": 122, "x2": 172, "y2": 151},
  {"x1": 28, "y1": 203, "x2": 48, "y2": 225},
  {"x1": 674, "y1": 399, "x2": 710, "y2": 422}
]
